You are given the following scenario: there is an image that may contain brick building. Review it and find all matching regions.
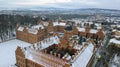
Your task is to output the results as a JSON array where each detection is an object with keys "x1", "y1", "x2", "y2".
[
  {"x1": 77, "y1": 23, "x2": 104, "y2": 40},
  {"x1": 16, "y1": 18, "x2": 104, "y2": 44},
  {"x1": 16, "y1": 24, "x2": 46, "y2": 44},
  {"x1": 15, "y1": 18, "x2": 105, "y2": 67},
  {"x1": 16, "y1": 19, "x2": 55, "y2": 44},
  {"x1": 15, "y1": 35, "x2": 96, "y2": 67}
]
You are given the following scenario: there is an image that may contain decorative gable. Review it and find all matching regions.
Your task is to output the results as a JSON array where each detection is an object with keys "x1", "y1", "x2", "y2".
[{"x1": 15, "y1": 46, "x2": 25, "y2": 58}]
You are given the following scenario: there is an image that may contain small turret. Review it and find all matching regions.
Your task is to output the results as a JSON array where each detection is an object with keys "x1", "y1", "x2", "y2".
[
  {"x1": 73, "y1": 26, "x2": 78, "y2": 35},
  {"x1": 85, "y1": 23, "x2": 90, "y2": 33},
  {"x1": 97, "y1": 27, "x2": 104, "y2": 40}
]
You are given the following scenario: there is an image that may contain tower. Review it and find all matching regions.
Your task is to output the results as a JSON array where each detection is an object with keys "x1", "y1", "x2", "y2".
[
  {"x1": 85, "y1": 23, "x2": 90, "y2": 33},
  {"x1": 47, "y1": 20, "x2": 54, "y2": 36},
  {"x1": 64, "y1": 25, "x2": 73, "y2": 39},
  {"x1": 85, "y1": 23, "x2": 91, "y2": 38},
  {"x1": 15, "y1": 46, "x2": 26, "y2": 67},
  {"x1": 97, "y1": 27, "x2": 104, "y2": 40},
  {"x1": 73, "y1": 26, "x2": 78, "y2": 35}
]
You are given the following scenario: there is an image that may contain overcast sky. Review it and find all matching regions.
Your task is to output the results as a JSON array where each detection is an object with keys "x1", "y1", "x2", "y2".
[{"x1": 0, "y1": 0, "x2": 120, "y2": 10}]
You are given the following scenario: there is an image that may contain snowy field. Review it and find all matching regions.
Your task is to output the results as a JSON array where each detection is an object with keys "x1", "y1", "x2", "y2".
[{"x1": 0, "y1": 39, "x2": 32, "y2": 67}]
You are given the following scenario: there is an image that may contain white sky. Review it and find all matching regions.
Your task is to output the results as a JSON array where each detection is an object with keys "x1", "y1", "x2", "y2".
[{"x1": 0, "y1": 0, "x2": 120, "y2": 9}]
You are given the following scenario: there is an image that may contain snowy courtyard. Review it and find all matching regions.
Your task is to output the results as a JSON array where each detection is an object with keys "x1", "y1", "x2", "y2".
[{"x1": 0, "y1": 39, "x2": 32, "y2": 67}]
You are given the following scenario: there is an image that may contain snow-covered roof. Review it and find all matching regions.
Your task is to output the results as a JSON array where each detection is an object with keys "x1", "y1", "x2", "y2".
[
  {"x1": 23, "y1": 36, "x2": 94, "y2": 67},
  {"x1": 117, "y1": 25, "x2": 120, "y2": 28},
  {"x1": 40, "y1": 36, "x2": 60, "y2": 49},
  {"x1": 25, "y1": 36, "x2": 60, "y2": 52},
  {"x1": 114, "y1": 35, "x2": 120, "y2": 38},
  {"x1": 73, "y1": 45, "x2": 82, "y2": 50},
  {"x1": 95, "y1": 23, "x2": 101, "y2": 27},
  {"x1": 27, "y1": 28, "x2": 38, "y2": 34},
  {"x1": 72, "y1": 43, "x2": 94, "y2": 67},
  {"x1": 90, "y1": 29, "x2": 97, "y2": 33},
  {"x1": 85, "y1": 22, "x2": 93, "y2": 24},
  {"x1": 112, "y1": 29, "x2": 120, "y2": 33},
  {"x1": 0, "y1": 39, "x2": 32, "y2": 67},
  {"x1": 24, "y1": 36, "x2": 62, "y2": 66},
  {"x1": 43, "y1": 22, "x2": 49, "y2": 26},
  {"x1": 110, "y1": 38, "x2": 120, "y2": 44},
  {"x1": 77, "y1": 27, "x2": 97, "y2": 33},
  {"x1": 66, "y1": 54, "x2": 71, "y2": 60},
  {"x1": 111, "y1": 25, "x2": 117, "y2": 27},
  {"x1": 112, "y1": 29, "x2": 117, "y2": 32},
  {"x1": 17, "y1": 26, "x2": 24, "y2": 32},
  {"x1": 97, "y1": 27, "x2": 102, "y2": 29},
  {"x1": 77, "y1": 27, "x2": 85, "y2": 32},
  {"x1": 53, "y1": 22, "x2": 66, "y2": 26},
  {"x1": 25, "y1": 51, "x2": 66, "y2": 67},
  {"x1": 31, "y1": 24, "x2": 44, "y2": 30}
]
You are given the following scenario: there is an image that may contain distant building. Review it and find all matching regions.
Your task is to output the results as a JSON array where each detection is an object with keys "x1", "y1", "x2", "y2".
[
  {"x1": 16, "y1": 20, "x2": 55, "y2": 44},
  {"x1": 16, "y1": 19, "x2": 104, "y2": 44},
  {"x1": 108, "y1": 26, "x2": 120, "y2": 67},
  {"x1": 112, "y1": 29, "x2": 120, "y2": 36},
  {"x1": 77, "y1": 23, "x2": 104, "y2": 40},
  {"x1": 109, "y1": 29, "x2": 120, "y2": 48}
]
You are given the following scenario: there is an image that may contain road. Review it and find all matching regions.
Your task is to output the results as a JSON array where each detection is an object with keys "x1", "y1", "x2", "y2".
[{"x1": 92, "y1": 30, "x2": 111, "y2": 67}]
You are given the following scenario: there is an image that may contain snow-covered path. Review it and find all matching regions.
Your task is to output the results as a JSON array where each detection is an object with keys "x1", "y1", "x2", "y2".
[{"x1": 0, "y1": 39, "x2": 32, "y2": 67}]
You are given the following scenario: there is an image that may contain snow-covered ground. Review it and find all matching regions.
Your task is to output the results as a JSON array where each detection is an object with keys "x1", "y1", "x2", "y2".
[{"x1": 0, "y1": 39, "x2": 32, "y2": 67}]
